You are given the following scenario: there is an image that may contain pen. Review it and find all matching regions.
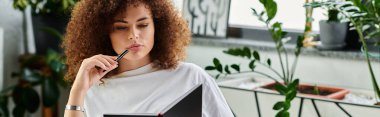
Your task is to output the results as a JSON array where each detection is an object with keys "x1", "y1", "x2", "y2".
[
  {"x1": 96, "y1": 49, "x2": 129, "y2": 72},
  {"x1": 115, "y1": 49, "x2": 129, "y2": 62}
]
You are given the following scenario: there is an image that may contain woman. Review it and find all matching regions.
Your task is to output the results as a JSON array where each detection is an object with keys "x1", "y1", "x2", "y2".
[{"x1": 63, "y1": 0, "x2": 234, "y2": 117}]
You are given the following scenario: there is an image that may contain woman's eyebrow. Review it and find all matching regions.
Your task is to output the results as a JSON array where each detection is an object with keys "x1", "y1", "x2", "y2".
[
  {"x1": 114, "y1": 19, "x2": 127, "y2": 23},
  {"x1": 136, "y1": 17, "x2": 148, "y2": 22},
  {"x1": 113, "y1": 17, "x2": 149, "y2": 24}
]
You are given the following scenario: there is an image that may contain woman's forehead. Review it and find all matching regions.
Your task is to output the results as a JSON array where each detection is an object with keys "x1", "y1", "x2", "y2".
[{"x1": 113, "y1": 4, "x2": 152, "y2": 20}]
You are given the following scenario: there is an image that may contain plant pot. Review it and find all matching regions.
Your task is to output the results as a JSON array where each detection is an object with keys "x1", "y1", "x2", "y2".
[
  {"x1": 318, "y1": 20, "x2": 348, "y2": 50},
  {"x1": 217, "y1": 75, "x2": 274, "y2": 90},
  {"x1": 43, "y1": 104, "x2": 58, "y2": 117},
  {"x1": 261, "y1": 82, "x2": 350, "y2": 100},
  {"x1": 32, "y1": 14, "x2": 69, "y2": 54}
]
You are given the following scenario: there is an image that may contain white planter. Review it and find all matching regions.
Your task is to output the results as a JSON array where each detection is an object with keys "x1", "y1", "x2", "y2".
[
  {"x1": 218, "y1": 77, "x2": 380, "y2": 117},
  {"x1": 318, "y1": 20, "x2": 348, "y2": 50},
  {"x1": 217, "y1": 75, "x2": 273, "y2": 90}
]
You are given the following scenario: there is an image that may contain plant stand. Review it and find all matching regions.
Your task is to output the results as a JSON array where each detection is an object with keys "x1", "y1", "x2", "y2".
[{"x1": 218, "y1": 77, "x2": 380, "y2": 117}]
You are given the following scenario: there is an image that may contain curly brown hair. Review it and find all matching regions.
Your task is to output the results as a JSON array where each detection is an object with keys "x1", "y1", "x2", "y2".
[{"x1": 62, "y1": 0, "x2": 191, "y2": 83}]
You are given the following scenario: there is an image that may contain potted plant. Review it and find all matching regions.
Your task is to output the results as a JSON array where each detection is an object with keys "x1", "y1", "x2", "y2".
[
  {"x1": 206, "y1": 0, "x2": 350, "y2": 116},
  {"x1": 308, "y1": 0, "x2": 380, "y2": 106},
  {"x1": 206, "y1": 0, "x2": 302, "y2": 116},
  {"x1": 318, "y1": 5, "x2": 348, "y2": 50},
  {"x1": 12, "y1": 0, "x2": 78, "y2": 54},
  {"x1": 0, "y1": 49, "x2": 67, "y2": 117},
  {"x1": 0, "y1": 26, "x2": 67, "y2": 116}
]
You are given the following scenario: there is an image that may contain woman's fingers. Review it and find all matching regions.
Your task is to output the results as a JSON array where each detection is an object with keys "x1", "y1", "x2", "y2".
[
  {"x1": 92, "y1": 59, "x2": 109, "y2": 70},
  {"x1": 95, "y1": 56, "x2": 112, "y2": 68},
  {"x1": 100, "y1": 64, "x2": 118, "y2": 76},
  {"x1": 103, "y1": 56, "x2": 118, "y2": 65}
]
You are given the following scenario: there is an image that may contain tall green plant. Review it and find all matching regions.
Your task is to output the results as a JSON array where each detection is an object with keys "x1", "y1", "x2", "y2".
[
  {"x1": 307, "y1": 0, "x2": 380, "y2": 102},
  {"x1": 206, "y1": 0, "x2": 304, "y2": 116}
]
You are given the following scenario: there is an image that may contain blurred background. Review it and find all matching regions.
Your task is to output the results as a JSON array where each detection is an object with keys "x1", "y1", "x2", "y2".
[{"x1": 1, "y1": 0, "x2": 380, "y2": 117}]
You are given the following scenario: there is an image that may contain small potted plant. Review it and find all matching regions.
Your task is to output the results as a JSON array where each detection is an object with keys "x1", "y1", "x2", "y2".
[
  {"x1": 318, "y1": 7, "x2": 348, "y2": 50},
  {"x1": 308, "y1": 0, "x2": 380, "y2": 106}
]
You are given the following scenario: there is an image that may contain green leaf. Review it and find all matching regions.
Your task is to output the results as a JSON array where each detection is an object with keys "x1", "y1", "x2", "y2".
[
  {"x1": 243, "y1": 47, "x2": 251, "y2": 59},
  {"x1": 223, "y1": 48, "x2": 244, "y2": 57},
  {"x1": 275, "y1": 110, "x2": 290, "y2": 117},
  {"x1": 23, "y1": 88, "x2": 40, "y2": 113},
  {"x1": 213, "y1": 58, "x2": 223, "y2": 73},
  {"x1": 224, "y1": 65, "x2": 231, "y2": 74},
  {"x1": 40, "y1": 27, "x2": 64, "y2": 41},
  {"x1": 286, "y1": 89, "x2": 297, "y2": 102},
  {"x1": 46, "y1": 49, "x2": 60, "y2": 63},
  {"x1": 13, "y1": 0, "x2": 29, "y2": 11},
  {"x1": 274, "y1": 83, "x2": 287, "y2": 95},
  {"x1": 271, "y1": 22, "x2": 283, "y2": 41},
  {"x1": 251, "y1": 8, "x2": 258, "y2": 15},
  {"x1": 265, "y1": 0, "x2": 277, "y2": 21},
  {"x1": 267, "y1": 59, "x2": 272, "y2": 66},
  {"x1": 281, "y1": 31, "x2": 288, "y2": 39},
  {"x1": 62, "y1": 0, "x2": 69, "y2": 11},
  {"x1": 273, "y1": 101, "x2": 284, "y2": 110},
  {"x1": 12, "y1": 87, "x2": 23, "y2": 106},
  {"x1": 12, "y1": 105, "x2": 25, "y2": 117},
  {"x1": 43, "y1": 78, "x2": 60, "y2": 107},
  {"x1": 215, "y1": 74, "x2": 221, "y2": 79},
  {"x1": 365, "y1": 30, "x2": 380, "y2": 39},
  {"x1": 375, "y1": 0, "x2": 380, "y2": 16},
  {"x1": 253, "y1": 50, "x2": 260, "y2": 61},
  {"x1": 50, "y1": 60, "x2": 65, "y2": 73},
  {"x1": 288, "y1": 79, "x2": 299, "y2": 90},
  {"x1": 205, "y1": 66, "x2": 216, "y2": 70},
  {"x1": 295, "y1": 36, "x2": 304, "y2": 56},
  {"x1": 249, "y1": 60, "x2": 256, "y2": 71},
  {"x1": 282, "y1": 111, "x2": 290, "y2": 117},
  {"x1": 342, "y1": 6, "x2": 360, "y2": 12},
  {"x1": 283, "y1": 102, "x2": 291, "y2": 110},
  {"x1": 230, "y1": 64, "x2": 240, "y2": 73},
  {"x1": 22, "y1": 68, "x2": 41, "y2": 83},
  {"x1": 351, "y1": 0, "x2": 366, "y2": 11}
]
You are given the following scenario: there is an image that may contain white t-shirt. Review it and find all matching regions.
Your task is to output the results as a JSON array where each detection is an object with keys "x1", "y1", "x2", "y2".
[{"x1": 84, "y1": 62, "x2": 234, "y2": 117}]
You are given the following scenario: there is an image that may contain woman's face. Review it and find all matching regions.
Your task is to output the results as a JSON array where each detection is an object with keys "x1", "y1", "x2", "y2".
[{"x1": 109, "y1": 4, "x2": 155, "y2": 62}]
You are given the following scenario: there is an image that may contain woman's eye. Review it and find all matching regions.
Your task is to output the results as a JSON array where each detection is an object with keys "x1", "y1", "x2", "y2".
[
  {"x1": 115, "y1": 26, "x2": 128, "y2": 30},
  {"x1": 138, "y1": 24, "x2": 149, "y2": 28}
]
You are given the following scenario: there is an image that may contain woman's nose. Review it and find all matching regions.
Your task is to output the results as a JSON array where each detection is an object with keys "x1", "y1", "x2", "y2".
[{"x1": 128, "y1": 27, "x2": 139, "y2": 40}]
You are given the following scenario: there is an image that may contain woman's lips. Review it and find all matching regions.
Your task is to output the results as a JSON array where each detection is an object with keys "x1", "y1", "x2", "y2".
[{"x1": 128, "y1": 44, "x2": 142, "y2": 51}]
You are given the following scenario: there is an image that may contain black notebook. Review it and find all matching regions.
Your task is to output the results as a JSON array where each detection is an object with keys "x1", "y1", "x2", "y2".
[{"x1": 104, "y1": 84, "x2": 202, "y2": 117}]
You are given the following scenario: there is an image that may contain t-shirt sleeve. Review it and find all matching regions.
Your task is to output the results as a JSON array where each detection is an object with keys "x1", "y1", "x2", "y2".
[{"x1": 193, "y1": 65, "x2": 235, "y2": 117}]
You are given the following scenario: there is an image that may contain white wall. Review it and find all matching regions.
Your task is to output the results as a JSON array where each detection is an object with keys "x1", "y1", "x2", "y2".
[
  {"x1": 0, "y1": 28, "x2": 3, "y2": 90},
  {"x1": 0, "y1": 0, "x2": 24, "y2": 89}
]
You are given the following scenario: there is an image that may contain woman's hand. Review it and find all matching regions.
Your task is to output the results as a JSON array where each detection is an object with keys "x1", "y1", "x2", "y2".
[
  {"x1": 72, "y1": 54, "x2": 118, "y2": 93},
  {"x1": 65, "y1": 54, "x2": 118, "y2": 116}
]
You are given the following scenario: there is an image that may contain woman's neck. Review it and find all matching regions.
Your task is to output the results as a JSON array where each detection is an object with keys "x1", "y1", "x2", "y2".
[{"x1": 116, "y1": 55, "x2": 152, "y2": 73}]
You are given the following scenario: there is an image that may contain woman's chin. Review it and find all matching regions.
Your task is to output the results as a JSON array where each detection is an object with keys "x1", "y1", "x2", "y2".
[{"x1": 123, "y1": 53, "x2": 149, "y2": 61}]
